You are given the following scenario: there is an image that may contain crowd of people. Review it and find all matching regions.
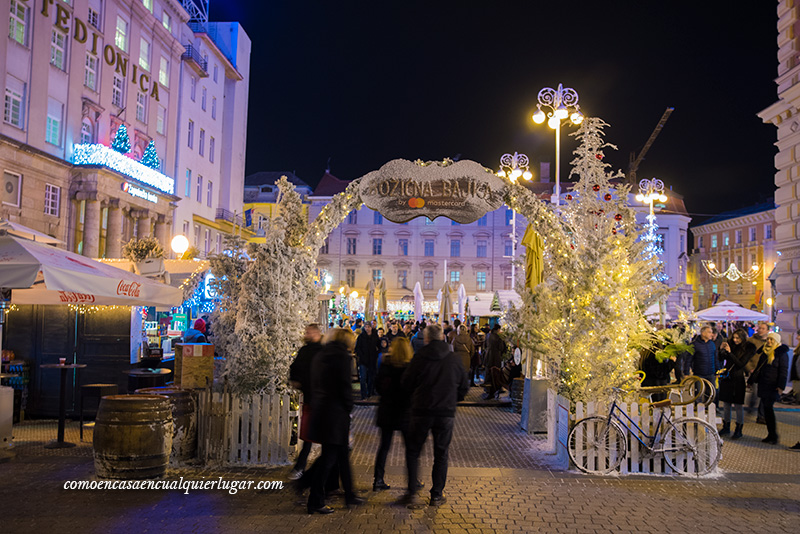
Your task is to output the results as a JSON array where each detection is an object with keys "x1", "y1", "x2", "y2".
[
  {"x1": 640, "y1": 321, "x2": 800, "y2": 448},
  {"x1": 287, "y1": 317, "x2": 519, "y2": 514}
]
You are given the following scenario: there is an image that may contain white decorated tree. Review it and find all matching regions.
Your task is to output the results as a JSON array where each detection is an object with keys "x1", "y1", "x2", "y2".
[{"x1": 208, "y1": 234, "x2": 249, "y2": 365}]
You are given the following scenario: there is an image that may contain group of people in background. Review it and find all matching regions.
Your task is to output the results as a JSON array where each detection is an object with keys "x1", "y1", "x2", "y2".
[{"x1": 641, "y1": 321, "x2": 800, "y2": 448}]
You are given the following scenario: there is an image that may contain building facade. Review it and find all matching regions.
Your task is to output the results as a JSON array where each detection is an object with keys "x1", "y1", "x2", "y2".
[
  {"x1": 757, "y1": 0, "x2": 800, "y2": 332},
  {"x1": 688, "y1": 203, "x2": 777, "y2": 314}
]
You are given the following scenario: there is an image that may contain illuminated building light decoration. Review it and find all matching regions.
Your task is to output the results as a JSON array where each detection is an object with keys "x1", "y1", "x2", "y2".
[
  {"x1": 68, "y1": 304, "x2": 126, "y2": 314},
  {"x1": 174, "y1": 274, "x2": 216, "y2": 314},
  {"x1": 141, "y1": 140, "x2": 160, "y2": 170},
  {"x1": 122, "y1": 182, "x2": 158, "y2": 203},
  {"x1": 73, "y1": 143, "x2": 175, "y2": 194},
  {"x1": 702, "y1": 260, "x2": 761, "y2": 282},
  {"x1": 111, "y1": 124, "x2": 132, "y2": 154}
]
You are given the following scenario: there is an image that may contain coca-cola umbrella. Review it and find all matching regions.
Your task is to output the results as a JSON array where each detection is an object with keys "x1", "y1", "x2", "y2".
[{"x1": 0, "y1": 234, "x2": 182, "y2": 307}]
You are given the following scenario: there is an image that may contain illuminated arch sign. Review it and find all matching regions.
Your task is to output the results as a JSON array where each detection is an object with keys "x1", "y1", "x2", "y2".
[{"x1": 359, "y1": 159, "x2": 506, "y2": 224}]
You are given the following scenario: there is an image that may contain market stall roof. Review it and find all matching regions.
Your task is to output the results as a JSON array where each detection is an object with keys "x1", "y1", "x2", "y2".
[
  {"x1": 644, "y1": 302, "x2": 672, "y2": 320},
  {"x1": 98, "y1": 258, "x2": 209, "y2": 291},
  {"x1": 0, "y1": 218, "x2": 65, "y2": 245},
  {"x1": 695, "y1": 301, "x2": 768, "y2": 322},
  {"x1": 0, "y1": 235, "x2": 182, "y2": 307}
]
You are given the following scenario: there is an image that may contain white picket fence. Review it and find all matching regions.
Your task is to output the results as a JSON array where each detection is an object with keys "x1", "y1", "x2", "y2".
[
  {"x1": 569, "y1": 399, "x2": 720, "y2": 475},
  {"x1": 197, "y1": 389, "x2": 299, "y2": 466}
]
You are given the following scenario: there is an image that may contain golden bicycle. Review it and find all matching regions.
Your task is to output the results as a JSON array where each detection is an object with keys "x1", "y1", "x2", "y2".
[{"x1": 633, "y1": 373, "x2": 716, "y2": 407}]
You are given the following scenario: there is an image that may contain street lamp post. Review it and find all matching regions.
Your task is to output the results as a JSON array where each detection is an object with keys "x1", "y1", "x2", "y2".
[
  {"x1": 532, "y1": 84, "x2": 584, "y2": 205},
  {"x1": 497, "y1": 152, "x2": 533, "y2": 289},
  {"x1": 635, "y1": 177, "x2": 669, "y2": 325}
]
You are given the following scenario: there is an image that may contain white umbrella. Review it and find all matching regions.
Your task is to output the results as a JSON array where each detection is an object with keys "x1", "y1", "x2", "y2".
[
  {"x1": 0, "y1": 235, "x2": 182, "y2": 307},
  {"x1": 413, "y1": 282, "x2": 423, "y2": 323},
  {"x1": 696, "y1": 301, "x2": 768, "y2": 322},
  {"x1": 644, "y1": 302, "x2": 671, "y2": 321},
  {"x1": 0, "y1": 218, "x2": 65, "y2": 245},
  {"x1": 457, "y1": 283, "x2": 466, "y2": 320}
]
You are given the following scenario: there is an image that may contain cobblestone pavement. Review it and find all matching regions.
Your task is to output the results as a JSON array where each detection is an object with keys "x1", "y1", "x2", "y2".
[{"x1": 2, "y1": 403, "x2": 799, "y2": 533}]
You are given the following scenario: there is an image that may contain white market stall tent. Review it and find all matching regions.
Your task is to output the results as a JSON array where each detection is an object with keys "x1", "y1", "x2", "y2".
[{"x1": 695, "y1": 301, "x2": 768, "y2": 322}]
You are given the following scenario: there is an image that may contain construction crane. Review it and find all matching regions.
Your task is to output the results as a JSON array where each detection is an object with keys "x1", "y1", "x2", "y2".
[{"x1": 627, "y1": 107, "x2": 674, "y2": 184}]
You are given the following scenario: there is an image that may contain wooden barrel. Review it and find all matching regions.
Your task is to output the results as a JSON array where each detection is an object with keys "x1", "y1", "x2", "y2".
[
  {"x1": 93, "y1": 395, "x2": 173, "y2": 479},
  {"x1": 135, "y1": 387, "x2": 197, "y2": 464},
  {"x1": 510, "y1": 377, "x2": 525, "y2": 414}
]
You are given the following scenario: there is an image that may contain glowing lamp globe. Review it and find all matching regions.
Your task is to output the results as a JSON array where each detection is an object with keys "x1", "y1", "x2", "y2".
[
  {"x1": 767, "y1": 297, "x2": 774, "y2": 306},
  {"x1": 658, "y1": 194, "x2": 668, "y2": 202},
  {"x1": 523, "y1": 170, "x2": 533, "y2": 181},
  {"x1": 751, "y1": 264, "x2": 759, "y2": 271},
  {"x1": 350, "y1": 291, "x2": 359, "y2": 299},
  {"x1": 547, "y1": 116, "x2": 560, "y2": 129},
  {"x1": 532, "y1": 109, "x2": 546, "y2": 124},
  {"x1": 708, "y1": 262, "x2": 716, "y2": 270},
  {"x1": 171, "y1": 234, "x2": 189, "y2": 255},
  {"x1": 510, "y1": 168, "x2": 522, "y2": 180},
  {"x1": 635, "y1": 194, "x2": 645, "y2": 202},
  {"x1": 496, "y1": 170, "x2": 506, "y2": 178},
  {"x1": 570, "y1": 111, "x2": 584, "y2": 124},
  {"x1": 554, "y1": 105, "x2": 569, "y2": 119}
]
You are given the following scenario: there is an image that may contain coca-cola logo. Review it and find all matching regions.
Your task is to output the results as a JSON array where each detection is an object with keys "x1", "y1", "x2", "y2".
[
  {"x1": 58, "y1": 291, "x2": 96, "y2": 303},
  {"x1": 117, "y1": 280, "x2": 142, "y2": 297}
]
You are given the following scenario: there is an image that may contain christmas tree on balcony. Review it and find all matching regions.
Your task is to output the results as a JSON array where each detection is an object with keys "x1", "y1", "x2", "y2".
[
  {"x1": 111, "y1": 124, "x2": 131, "y2": 154},
  {"x1": 141, "y1": 140, "x2": 160, "y2": 170}
]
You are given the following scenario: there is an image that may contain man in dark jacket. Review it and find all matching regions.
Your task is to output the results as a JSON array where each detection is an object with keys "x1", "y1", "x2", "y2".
[
  {"x1": 402, "y1": 324, "x2": 469, "y2": 507},
  {"x1": 288, "y1": 324, "x2": 323, "y2": 479},
  {"x1": 355, "y1": 322, "x2": 381, "y2": 399},
  {"x1": 483, "y1": 324, "x2": 506, "y2": 386},
  {"x1": 689, "y1": 326, "x2": 719, "y2": 403}
]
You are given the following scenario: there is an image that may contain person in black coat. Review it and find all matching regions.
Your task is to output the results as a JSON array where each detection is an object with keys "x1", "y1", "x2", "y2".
[
  {"x1": 401, "y1": 324, "x2": 469, "y2": 507},
  {"x1": 355, "y1": 323, "x2": 381, "y2": 400},
  {"x1": 372, "y1": 337, "x2": 414, "y2": 491},
  {"x1": 748, "y1": 332, "x2": 790, "y2": 445},
  {"x1": 717, "y1": 328, "x2": 756, "y2": 439},
  {"x1": 306, "y1": 329, "x2": 365, "y2": 514},
  {"x1": 639, "y1": 346, "x2": 676, "y2": 402},
  {"x1": 288, "y1": 324, "x2": 323, "y2": 478}
]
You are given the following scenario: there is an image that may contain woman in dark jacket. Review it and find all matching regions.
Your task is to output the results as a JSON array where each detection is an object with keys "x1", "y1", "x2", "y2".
[
  {"x1": 717, "y1": 328, "x2": 756, "y2": 439},
  {"x1": 749, "y1": 332, "x2": 790, "y2": 445},
  {"x1": 372, "y1": 337, "x2": 413, "y2": 491},
  {"x1": 307, "y1": 329, "x2": 365, "y2": 514}
]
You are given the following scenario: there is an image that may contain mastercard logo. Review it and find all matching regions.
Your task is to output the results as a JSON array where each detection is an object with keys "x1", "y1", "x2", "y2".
[{"x1": 408, "y1": 197, "x2": 425, "y2": 208}]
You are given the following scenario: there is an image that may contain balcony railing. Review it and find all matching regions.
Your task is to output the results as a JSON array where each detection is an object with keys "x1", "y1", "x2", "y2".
[
  {"x1": 181, "y1": 44, "x2": 208, "y2": 76},
  {"x1": 215, "y1": 208, "x2": 245, "y2": 227}
]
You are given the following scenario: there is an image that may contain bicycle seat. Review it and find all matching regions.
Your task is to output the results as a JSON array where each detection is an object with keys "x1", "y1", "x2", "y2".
[{"x1": 652, "y1": 399, "x2": 672, "y2": 408}]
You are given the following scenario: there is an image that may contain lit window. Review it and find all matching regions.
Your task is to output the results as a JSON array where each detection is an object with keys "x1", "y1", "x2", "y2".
[
  {"x1": 199, "y1": 129, "x2": 205, "y2": 156},
  {"x1": 139, "y1": 38, "x2": 150, "y2": 71},
  {"x1": 372, "y1": 238, "x2": 382, "y2": 255},
  {"x1": 196, "y1": 175, "x2": 203, "y2": 202},
  {"x1": 711, "y1": 235, "x2": 717, "y2": 249},
  {"x1": 156, "y1": 105, "x2": 166, "y2": 135},
  {"x1": 44, "y1": 183, "x2": 60, "y2": 216},
  {"x1": 423, "y1": 270, "x2": 434, "y2": 290},
  {"x1": 115, "y1": 16, "x2": 128, "y2": 52},
  {"x1": 84, "y1": 53, "x2": 99, "y2": 90},
  {"x1": 136, "y1": 92, "x2": 147, "y2": 123},
  {"x1": 477, "y1": 272, "x2": 487, "y2": 290},
  {"x1": 209, "y1": 137, "x2": 215, "y2": 163},
  {"x1": 50, "y1": 30, "x2": 66, "y2": 70},
  {"x1": 4, "y1": 77, "x2": 25, "y2": 128},
  {"x1": 722, "y1": 233, "x2": 729, "y2": 247},
  {"x1": 207, "y1": 180, "x2": 213, "y2": 207},
  {"x1": 211, "y1": 97, "x2": 216, "y2": 119},
  {"x1": 184, "y1": 169, "x2": 191, "y2": 197},
  {"x1": 112, "y1": 75, "x2": 124, "y2": 107},
  {"x1": 450, "y1": 240, "x2": 460, "y2": 257},
  {"x1": 162, "y1": 11, "x2": 171, "y2": 31},
  {"x1": 159, "y1": 57, "x2": 169, "y2": 87},
  {"x1": 142, "y1": 0, "x2": 153, "y2": 12},
  {"x1": 372, "y1": 269, "x2": 382, "y2": 283},
  {"x1": 424, "y1": 239, "x2": 434, "y2": 256},
  {"x1": 45, "y1": 98, "x2": 62, "y2": 146},
  {"x1": 477, "y1": 240, "x2": 487, "y2": 258},
  {"x1": 450, "y1": 271, "x2": 460, "y2": 283},
  {"x1": 80, "y1": 118, "x2": 93, "y2": 143},
  {"x1": 187, "y1": 120, "x2": 194, "y2": 148},
  {"x1": 9, "y1": 0, "x2": 28, "y2": 46},
  {"x1": 374, "y1": 212, "x2": 382, "y2": 224}
]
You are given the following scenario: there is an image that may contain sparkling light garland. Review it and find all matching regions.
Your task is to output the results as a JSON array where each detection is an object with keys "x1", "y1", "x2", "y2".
[
  {"x1": 73, "y1": 143, "x2": 175, "y2": 194},
  {"x1": 68, "y1": 304, "x2": 127, "y2": 314},
  {"x1": 701, "y1": 260, "x2": 761, "y2": 282}
]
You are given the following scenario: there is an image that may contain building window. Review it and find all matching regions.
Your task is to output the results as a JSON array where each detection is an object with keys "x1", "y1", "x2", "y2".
[
  {"x1": 372, "y1": 238, "x2": 382, "y2": 255},
  {"x1": 187, "y1": 120, "x2": 194, "y2": 148},
  {"x1": 139, "y1": 38, "x2": 150, "y2": 71},
  {"x1": 399, "y1": 239, "x2": 408, "y2": 256},
  {"x1": 143, "y1": 0, "x2": 153, "y2": 12},
  {"x1": 84, "y1": 53, "x2": 99, "y2": 90},
  {"x1": 159, "y1": 57, "x2": 169, "y2": 87},
  {"x1": 87, "y1": 7, "x2": 100, "y2": 30},
  {"x1": 183, "y1": 220, "x2": 189, "y2": 237},
  {"x1": 712, "y1": 283, "x2": 718, "y2": 295},
  {"x1": 194, "y1": 225, "x2": 200, "y2": 247},
  {"x1": 477, "y1": 271, "x2": 487, "y2": 290},
  {"x1": 749, "y1": 227, "x2": 756, "y2": 242},
  {"x1": 211, "y1": 97, "x2": 217, "y2": 119},
  {"x1": 209, "y1": 137, "x2": 215, "y2": 163},
  {"x1": 45, "y1": 98, "x2": 62, "y2": 146},
  {"x1": 196, "y1": 175, "x2": 203, "y2": 202},
  {"x1": 477, "y1": 240, "x2": 487, "y2": 258},
  {"x1": 204, "y1": 229, "x2": 210, "y2": 255},
  {"x1": 424, "y1": 239, "x2": 434, "y2": 256},
  {"x1": 423, "y1": 270, "x2": 434, "y2": 290},
  {"x1": 765, "y1": 224, "x2": 773, "y2": 240},
  {"x1": 115, "y1": 16, "x2": 128, "y2": 52},
  {"x1": 136, "y1": 92, "x2": 147, "y2": 123},
  {"x1": 477, "y1": 215, "x2": 487, "y2": 226},
  {"x1": 711, "y1": 235, "x2": 717, "y2": 249},
  {"x1": 190, "y1": 76, "x2": 196, "y2": 101},
  {"x1": 156, "y1": 105, "x2": 166, "y2": 135},
  {"x1": 207, "y1": 181, "x2": 213, "y2": 207},
  {"x1": 112, "y1": 75, "x2": 124, "y2": 107},
  {"x1": 504, "y1": 240, "x2": 512, "y2": 257},
  {"x1": 44, "y1": 183, "x2": 60, "y2": 216},
  {"x1": 9, "y1": 1, "x2": 28, "y2": 46},
  {"x1": 397, "y1": 269, "x2": 407, "y2": 288},
  {"x1": 735, "y1": 230, "x2": 742, "y2": 244},
  {"x1": 346, "y1": 269, "x2": 356, "y2": 287},
  {"x1": 201, "y1": 87, "x2": 207, "y2": 111},
  {"x1": 698, "y1": 236, "x2": 704, "y2": 249},
  {"x1": 50, "y1": 30, "x2": 66, "y2": 70},
  {"x1": 450, "y1": 271, "x2": 460, "y2": 283},
  {"x1": 80, "y1": 118, "x2": 93, "y2": 143},
  {"x1": 699, "y1": 285, "x2": 705, "y2": 297},
  {"x1": 450, "y1": 240, "x2": 460, "y2": 257},
  {"x1": 722, "y1": 233, "x2": 729, "y2": 247},
  {"x1": 199, "y1": 129, "x2": 205, "y2": 156},
  {"x1": 2, "y1": 172, "x2": 21, "y2": 207},
  {"x1": 505, "y1": 209, "x2": 513, "y2": 225},
  {"x1": 185, "y1": 169, "x2": 191, "y2": 197},
  {"x1": 346, "y1": 237, "x2": 357, "y2": 255},
  {"x1": 504, "y1": 274, "x2": 512, "y2": 290},
  {"x1": 374, "y1": 212, "x2": 383, "y2": 224},
  {"x1": 4, "y1": 77, "x2": 25, "y2": 128},
  {"x1": 213, "y1": 64, "x2": 218, "y2": 83},
  {"x1": 372, "y1": 269, "x2": 382, "y2": 283},
  {"x1": 736, "y1": 255, "x2": 743, "y2": 267},
  {"x1": 162, "y1": 11, "x2": 171, "y2": 31},
  {"x1": 320, "y1": 238, "x2": 329, "y2": 254},
  {"x1": 348, "y1": 211, "x2": 358, "y2": 224}
]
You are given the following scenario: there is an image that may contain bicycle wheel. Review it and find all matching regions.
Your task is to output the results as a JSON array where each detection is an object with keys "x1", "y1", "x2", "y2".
[
  {"x1": 568, "y1": 416, "x2": 627, "y2": 474},
  {"x1": 661, "y1": 417, "x2": 722, "y2": 476}
]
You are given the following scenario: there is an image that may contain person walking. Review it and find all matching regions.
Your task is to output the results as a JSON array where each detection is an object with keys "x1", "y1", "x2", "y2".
[
  {"x1": 746, "y1": 322, "x2": 771, "y2": 422},
  {"x1": 402, "y1": 324, "x2": 469, "y2": 507},
  {"x1": 717, "y1": 328, "x2": 756, "y2": 440},
  {"x1": 306, "y1": 329, "x2": 365, "y2": 514},
  {"x1": 410, "y1": 327, "x2": 425, "y2": 354},
  {"x1": 288, "y1": 324, "x2": 323, "y2": 479},
  {"x1": 748, "y1": 332, "x2": 790, "y2": 445},
  {"x1": 482, "y1": 324, "x2": 506, "y2": 387},
  {"x1": 468, "y1": 324, "x2": 482, "y2": 387},
  {"x1": 372, "y1": 337, "x2": 414, "y2": 491},
  {"x1": 452, "y1": 324, "x2": 475, "y2": 375},
  {"x1": 688, "y1": 325, "x2": 719, "y2": 404},
  {"x1": 355, "y1": 323, "x2": 380, "y2": 400}
]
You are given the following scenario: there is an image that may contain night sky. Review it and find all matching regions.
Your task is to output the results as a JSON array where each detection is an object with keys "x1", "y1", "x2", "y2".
[{"x1": 211, "y1": 1, "x2": 779, "y2": 220}]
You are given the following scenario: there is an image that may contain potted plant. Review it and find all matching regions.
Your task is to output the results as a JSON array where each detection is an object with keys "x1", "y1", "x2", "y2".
[{"x1": 123, "y1": 236, "x2": 168, "y2": 280}]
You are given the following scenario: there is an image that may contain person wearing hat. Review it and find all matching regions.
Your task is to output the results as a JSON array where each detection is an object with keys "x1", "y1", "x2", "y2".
[
  {"x1": 748, "y1": 332, "x2": 790, "y2": 444},
  {"x1": 183, "y1": 318, "x2": 207, "y2": 343}
]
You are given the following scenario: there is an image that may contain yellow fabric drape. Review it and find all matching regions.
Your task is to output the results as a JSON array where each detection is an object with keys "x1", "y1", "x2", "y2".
[{"x1": 521, "y1": 224, "x2": 544, "y2": 291}]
